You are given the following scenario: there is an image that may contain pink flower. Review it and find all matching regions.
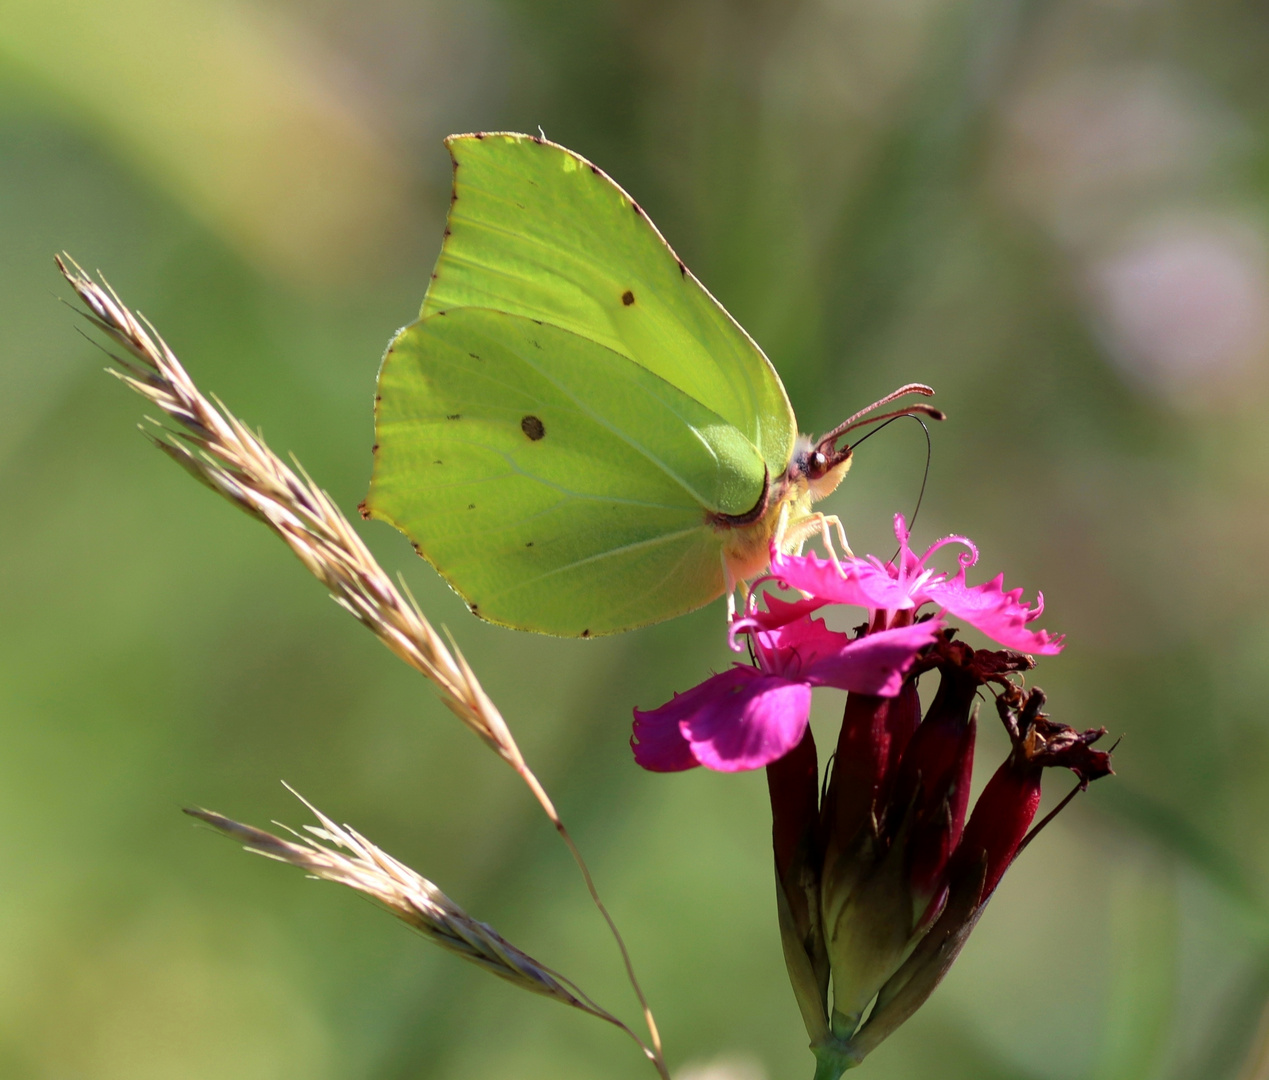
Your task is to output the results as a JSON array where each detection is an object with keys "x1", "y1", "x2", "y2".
[
  {"x1": 627, "y1": 509, "x2": 1111, "y2": 1074},
  {"x1": 627, "y1": 508, "x2": 1103, "y2": 1074},
  {"x1": 632, "y1": 596, "x2": 940, "y2": 773},
  {"x1": 770, "y1": 515, "x2": 1063, "y2": 655},
  {"x1": 632, "y1": 514, "x2": 1062, "y2": 777}
]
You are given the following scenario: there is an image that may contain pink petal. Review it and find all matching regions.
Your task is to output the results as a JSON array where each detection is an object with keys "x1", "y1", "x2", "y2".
[
  {"x1": 753, "y1": 614, "x2": 853, "y2": 678},
  {"x1": 749, "y1": 592, "x2": 827, "y2": 629},
  {"x1": 893, "y1": 513, "x2": 923, "y2": 576},
  {"x1": 908, "y1": 516, "x2": 979, "y2": 577},
  {"x1": 631, "y1": 672, "x2": 733, "y2": 772},
  {"x1": 729, "y1": 593, "x2": 826, "y2": 653},
  {"x1": 803, "y1": 619, "x2": 944, "y2": 696},
  {"x1": 679, "y1": 668, "x2": 813, "y2": 772},
  {"x1": 770, "y1": 548, "x2": 918, "y2": 610},
  {"x1": 926, "y1": 571, "x2": 1064, "y2": 655}
]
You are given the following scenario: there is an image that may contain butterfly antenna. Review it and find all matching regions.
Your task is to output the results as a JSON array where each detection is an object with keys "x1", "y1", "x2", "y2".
[
  {"x1": 846, "y1": 413, "x2": 933, "y2": 558},
  {"x1": 887, "y1": 414, "x2": 932, "y2": 535},
  {"x1": 821, "y1": 383, "x2": 943, "y2": 447}
]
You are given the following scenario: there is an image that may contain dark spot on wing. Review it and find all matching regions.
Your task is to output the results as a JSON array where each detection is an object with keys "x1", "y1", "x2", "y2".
[
  {"x1": 446, "y1": 413, "x2": 461, "y2": 420},
  {"x1": 677, "y1": 258, "x2": 686, "y2": 276},
  {"x1": 468, "y1": 503, "x2": 475, "y2": 510},
  {"x1": 589, "y1": 164, "x2": 599, "y2": 174},
  {"x1": 525, "y1": 541, "x2": 534, "y2": 548},
  {"x1": 474, "y1": 132, "x2": 485, "y2": 140},
  {"x1": 469, "y1": 353, "x2": 480, "y2": 360},
  {"x1": 521, "y1": 415, "x2": 546, "y2": 441},
  {"x1": 470, "y1": 603, "x2": 479, "y2": 614},
  {"x1": 433, "y1": 460, "x2": 443, "y2": 465},
  {"x1": 357, "y1": 500, "x2": 370, "y2": 520},
  {"x1": 436, "y1": 310, "x2": 447, "y2": 316},
  {"x1": 530, "y1": 338, "x2": 541, "y2": 348},
  {"x1": 581, "y1": 629, "x2": 590, "y2": 638},
  {"x1": 622, "y1": 290, "x2": 635, "y2": 306},
  {"x1": 531, "y1": 318, "x2": 542, "y2": 325},
  {"x1": 515, "y1": 202, "x2": 525, "y2": 210},
  {"x1": 443, "y1": 226, "x2": 450, "y2": 237},
  {"x1": 371, "y1": 443, "x2": 379, "y2": 451}
]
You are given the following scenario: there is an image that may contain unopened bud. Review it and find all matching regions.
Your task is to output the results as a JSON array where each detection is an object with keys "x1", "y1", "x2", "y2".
[
  {"x1": 767, "y1": 726, "x2": 830, "y2": 1043},
  {"x1": 843, "y1": 686, "x2": 1114, "y2": 1058}
]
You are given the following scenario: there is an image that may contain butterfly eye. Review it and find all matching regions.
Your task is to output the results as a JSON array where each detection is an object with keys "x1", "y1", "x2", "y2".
[{"x1": 806, "y1": 450, "x2": 829, "y2": 480}]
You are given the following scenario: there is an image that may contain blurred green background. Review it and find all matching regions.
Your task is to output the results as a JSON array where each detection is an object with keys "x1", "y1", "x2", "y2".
[{"x1": 3, "y1": 1, "x2": 1268, "y2": 1077}]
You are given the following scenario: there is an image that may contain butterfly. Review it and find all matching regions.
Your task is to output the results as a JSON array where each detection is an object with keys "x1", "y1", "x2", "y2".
[{"x1": 361, "y1": 132, "x2": 940, "y2": 637}]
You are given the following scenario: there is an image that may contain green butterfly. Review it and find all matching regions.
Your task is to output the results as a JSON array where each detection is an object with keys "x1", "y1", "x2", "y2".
[{"x1": 362, "y1": 132, "x2": 939, "y2": 637}]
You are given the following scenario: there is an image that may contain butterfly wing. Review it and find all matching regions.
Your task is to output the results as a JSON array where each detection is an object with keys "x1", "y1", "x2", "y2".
[
  {"x1": 426, "y1": 132, "x2": 796, "y2": 476},
  {"x1": 366, "y1": 132, "x2": 797, "y2": 634},
  {"x1": 371, "y1": 308, "x2": 755, "y2": 635}
]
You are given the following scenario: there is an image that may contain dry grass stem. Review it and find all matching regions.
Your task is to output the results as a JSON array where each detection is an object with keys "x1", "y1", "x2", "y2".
[
  {"x1": 60, "y1": 256, "x2": 668, "y2": 1079},
  {"x1": 186, "y1": 792, "x2": 656, "y2": 1056},
  {"x1": 58, "y1": 255, "x2": 511, "y2": 763}
]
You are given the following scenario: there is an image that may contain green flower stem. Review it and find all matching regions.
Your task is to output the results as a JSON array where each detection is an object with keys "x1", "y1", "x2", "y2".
[{"x1": 811, "y1": 1036, "x2": 863, "y2": 1079}]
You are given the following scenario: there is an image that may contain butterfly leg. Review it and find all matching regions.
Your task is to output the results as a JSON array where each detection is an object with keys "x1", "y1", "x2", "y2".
[
  {"x1": 722, "y1": 551, "x2": 738, "y2": 622},
  {"x1": 810, "y1": 514, "x2": 847, "y2": 576},
  {"x1": 772, "y1": 501, "x2": 794, "y2": 552},
  {"x1": 820, "y1": 513, "x2": 853, "y2": 560},
  {"x1": 777, "y1": 506, "x2": 823, "y2": 560},
  {"x1": 779, "y1": 513, "x2": 854, "y2": 577}
]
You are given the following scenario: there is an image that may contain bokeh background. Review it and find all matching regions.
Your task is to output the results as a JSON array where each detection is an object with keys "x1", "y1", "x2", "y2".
[{"x1": 3, "y1": 1, "x2": 1268, "y2": 1077}]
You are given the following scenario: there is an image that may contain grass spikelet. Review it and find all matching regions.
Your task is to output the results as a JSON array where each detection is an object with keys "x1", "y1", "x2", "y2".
[
  {"x1": 57, "y1": 254, "x2": 513, "y2": 762},
  {"x1": 187, "y1": 792, "x2": 627, "y2": 1025}
]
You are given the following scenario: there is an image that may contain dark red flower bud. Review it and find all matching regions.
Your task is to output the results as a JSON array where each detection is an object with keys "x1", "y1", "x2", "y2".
[
  {"x1": 887, "y1": 637, "x2": 1031, "y2": 920},
  {"x1": 820, "y1": 678, "x2": 921, "y2": 864},
  {"x1": 815, "y1": 686, "x2": 918, "y2": 1042},
  {"x1": 960, "y1": 753, "x2": 1042, "y2": 900},
  {"x1": 767, "y1": 725, "x2": 831, "y2": 1044},
  {"x1": 890, "y1": 702, "x2": 975, "y2": 925},
  {"x1": 963, "y1": 686, "x2": 1113, "y2": 898},
  {"x1": 842, "y1": 687, "x2": 1114, "y2": 1062}
]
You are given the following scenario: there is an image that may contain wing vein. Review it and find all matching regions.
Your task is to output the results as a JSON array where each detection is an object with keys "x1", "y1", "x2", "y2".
[{"x1": 485, "y1": 524, "x2": 708, "y2": 594}]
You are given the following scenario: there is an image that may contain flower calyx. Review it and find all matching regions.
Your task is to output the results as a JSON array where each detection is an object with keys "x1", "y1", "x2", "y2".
[{"x1": 773, "y1": 639, "x2": 1113, "y2": 1077}]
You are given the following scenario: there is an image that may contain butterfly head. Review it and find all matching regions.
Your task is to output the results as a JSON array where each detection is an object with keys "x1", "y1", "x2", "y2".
[
  {"x1": 787, "y1": 434, "x2": 853, "y2": 503},
  {"x1": 802, "y1": 384, "x2": 946, "y2": 500}
]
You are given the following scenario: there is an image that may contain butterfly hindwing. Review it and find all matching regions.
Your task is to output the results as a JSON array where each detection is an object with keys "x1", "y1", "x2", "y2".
[{"x1": 369, "y1": 307, "x2": 745, "y2": 635}]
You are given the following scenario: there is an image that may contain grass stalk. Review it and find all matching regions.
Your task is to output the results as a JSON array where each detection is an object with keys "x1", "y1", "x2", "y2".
[
  {"x1": 59, "y1": 256, "x2": 669, "y2": 1079},
  {"x1": 187, "y1": 789, "x2": 658, "y2": 1060}
]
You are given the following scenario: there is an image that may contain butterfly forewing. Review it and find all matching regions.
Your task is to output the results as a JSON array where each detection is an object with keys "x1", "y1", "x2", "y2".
[{"x1": 427, "y1": 133, "x2": 795, "y2": 478}]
